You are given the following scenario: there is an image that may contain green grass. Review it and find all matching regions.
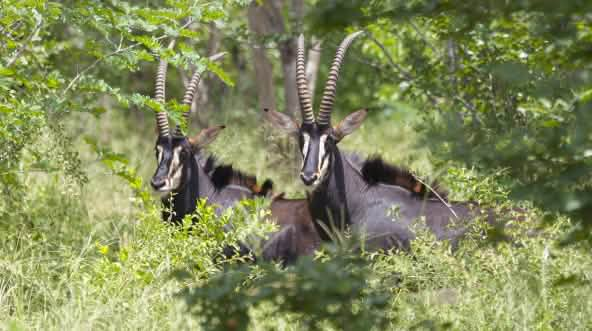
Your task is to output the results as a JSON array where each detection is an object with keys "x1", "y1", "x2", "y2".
[{"x1": 1, "y1": 107, "x2": 591, "y2": 330}]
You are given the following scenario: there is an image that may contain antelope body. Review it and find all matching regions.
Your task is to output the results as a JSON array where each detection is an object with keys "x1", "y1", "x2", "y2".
[
  {"x1": 266, "y1": 32, "x2": 489, "y2": 251},
  {"x1": 306, "y1": 152, "x2": 483, "y2": 250},
  {"x1": 263, "y1": 194, "x2": 320, "y2": 264}
]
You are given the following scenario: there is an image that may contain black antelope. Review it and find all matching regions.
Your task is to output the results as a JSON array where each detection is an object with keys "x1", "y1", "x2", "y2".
[
  {"x1": 150, "y1": 48, "x2": 255, "y2": 224},
  {"x1": 265, "y1": 32, "x2": 491, "y2": 252},
  {"x1": 149, "y1": 44, "x2": 320, "y2": 262}
]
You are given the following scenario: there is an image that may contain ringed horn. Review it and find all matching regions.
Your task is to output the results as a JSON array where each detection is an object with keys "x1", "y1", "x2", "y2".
[
  {"x1": 316, "y1": 31, "x2": 365, "y2": 127},
  {"x1": 173, "y1": 52, "x2": 227, "y2": 136},
  {"x1": 154, "y1": 40, "x2": 176, "y2": 137},
  {"x1": 296, "y1": 34, "x2": 315, "y2": 125}
]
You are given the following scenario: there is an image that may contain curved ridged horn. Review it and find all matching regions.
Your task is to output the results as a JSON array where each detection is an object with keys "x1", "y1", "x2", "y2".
[
  {"x1": 317, "y1": 31, "x2": 364, "y2": 127},
  {"x1": 174, "y1": 52, "x2": 227, "y2": 136},
  {"x1": 154, "y1": 40, "x2": 176, "y2": 137},
  {"x1": 296, "y1": 34, "x2": 315, "y2": 125}
]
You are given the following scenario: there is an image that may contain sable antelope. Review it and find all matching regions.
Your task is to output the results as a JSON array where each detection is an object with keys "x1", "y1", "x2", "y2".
[
  {"x1": 149, "y1": 44, "x2": 320, "y2": 262},
  {"x1": 265, "y1": 32, "x2": 488, "y2": 251},
  {"x1": 150, "y1": 47, "x2": 255, "y2": 225}
]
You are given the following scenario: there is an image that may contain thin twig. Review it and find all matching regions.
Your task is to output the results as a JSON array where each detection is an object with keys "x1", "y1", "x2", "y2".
[
  {"x1": 2, "y1": 20, "x2": 25, "y2": 42},
  {"x1": 63, "y1": 44, "x2": 136, "y2": 95},
  {"x1": 400, "y1": 24, "x2": 477, "y2": 112},
  {"x1": 6, "y1": 17, "x2": 43, "y2": 68},
  {"x1": 413, "y1": 176, "x2": 459, "y2": 219}
]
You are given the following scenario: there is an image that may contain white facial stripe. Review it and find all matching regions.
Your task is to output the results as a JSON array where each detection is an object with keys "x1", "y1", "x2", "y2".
[
  {"x1": 301, "y1": 133, "x2": 311, "y2": 169},
  {"x1": 162, "y1": 146, "x2": 184, "y2": 191},
  {"x1": 302, "y1": 133, "x2": 310, "y2": 158},
  {"x1": 314, "y1": 134, "x2": 330, "y2": 186},
  {"x1": 156, "y1": 146, "x2": 163, "y2": 164},
  {"x1": 318, "y1": 134, "x2": 328, "y2": 170}
]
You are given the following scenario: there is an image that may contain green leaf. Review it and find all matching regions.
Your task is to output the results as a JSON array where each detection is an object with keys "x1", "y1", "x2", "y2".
[{"x1": 207, "y1": 62, "x2": 234, "y2": 87}]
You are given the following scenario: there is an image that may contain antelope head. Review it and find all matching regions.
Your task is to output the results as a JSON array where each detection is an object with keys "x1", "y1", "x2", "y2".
[
  {"x1": 150, "y1": 44, "x2": 225, "y2": 193},
  {"x1": 265, "y1": 32, "x2": 367, "y2": 188}
]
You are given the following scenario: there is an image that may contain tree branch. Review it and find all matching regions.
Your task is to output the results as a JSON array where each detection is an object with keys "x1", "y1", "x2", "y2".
[
  {"x1": 408, "y1": 21, "x2": 441, "y2": 57},
  {"x1": 367, "y1": 34, "x2": 444, "y2": 111},
  {"x1": 367, "y1": 33, "x2": 476, "y2": 113},
  {"x1": 6, "y1": 17, "x2": 43, "y2": 68},
  {"x1": 62, "y1": 19, "x2": 194, "y2": 96}
]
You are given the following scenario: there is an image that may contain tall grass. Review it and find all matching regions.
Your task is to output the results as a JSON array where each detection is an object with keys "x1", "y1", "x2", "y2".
[{"x1": 1, "y1": 107, "x2": 591, "y2": 330}]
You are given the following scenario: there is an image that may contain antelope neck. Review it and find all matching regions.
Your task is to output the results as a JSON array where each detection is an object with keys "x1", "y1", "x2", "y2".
[
  {"x1": 308, "y1": 147, "x2": 368, "y2": 235},
  {"x1": 163, "y1": 153, "x2": 216, "y2": 224}
]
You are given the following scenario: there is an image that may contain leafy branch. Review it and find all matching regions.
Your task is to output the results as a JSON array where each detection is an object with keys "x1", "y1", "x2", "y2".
[
  {"x1": 5, "y1": 15, "x2": 43, "y2": 68},
  {"x1": 367, "y1": 32, "x2": 476, "y2": 113},
  {"x1": 62, "y1": 18, "x2": 195, "y2": 96}
]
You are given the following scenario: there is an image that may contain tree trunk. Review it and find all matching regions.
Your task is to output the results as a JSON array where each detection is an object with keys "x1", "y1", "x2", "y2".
[
  {"x1": 247, "y1": 0, "x2": 304, "y2": 117},
  {"x1": 279, "y1": 38, "x2": 299, "y2": 116},
  {"x1": 248, "y1": 0, "x2": 307, "y2": 170},
  {"x1": 247, "y1": 2, "x2": 279, "y2": 112},
  {"x1": 277, "y1": 0, "x2": 304, "y2": 116}
]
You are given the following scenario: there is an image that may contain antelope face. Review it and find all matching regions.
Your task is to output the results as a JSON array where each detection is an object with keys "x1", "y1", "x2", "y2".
[
  {"x1": 151, "y1": 136, "x2": 192, "y2": 193},
  {"x1": 264, "y1": 31, "x2": 366, "y2": 189},
  {"x1": 299, "y1": 124, "x2": 335, "y2": 187},
  {"x1": 151, "y1": 126, "x2": 225, "y2": 194},
  {"x1": 150, "y1": 39, "x2": 227, "y2": 195},
  {"x1": 265, "y1": 109, "x2": 368, "y2": 189}
]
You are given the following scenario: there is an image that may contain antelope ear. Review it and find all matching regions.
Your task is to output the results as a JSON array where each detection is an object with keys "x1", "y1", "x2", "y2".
[
  {"x1": 188, "y1": 125, "x2": 225, "y2": 149},
  {"x1": 264, "y1": 108, "x2": 300, "y2": 136},
  {"x1": 333, "y1": 109, "x2": 368, "y2": 141}
]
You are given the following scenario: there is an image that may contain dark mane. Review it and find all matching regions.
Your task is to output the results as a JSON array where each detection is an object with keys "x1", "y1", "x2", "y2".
[
  {"x1": 203, "y1": 156, "x2": 273, "y2": 196},
  {"x1": 360, "y1": 156, "x2": 448, "y2": 200}
]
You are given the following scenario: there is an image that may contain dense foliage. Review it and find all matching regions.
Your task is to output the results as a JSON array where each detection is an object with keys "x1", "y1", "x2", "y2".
[
  {"x1": 312, "y1": 0, "x2": 592, "y2": 241},
  {"x1": 0, "y1": 0, "x2": 243, "y2": 220},
  {"x1": 178, "y1": 252, "x2": 393, "y2": 331},
  {"x1": 1, "y1": 0, "x2": 591, "y2": 330}
]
